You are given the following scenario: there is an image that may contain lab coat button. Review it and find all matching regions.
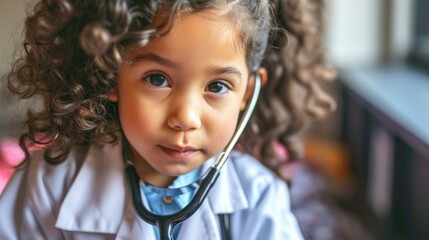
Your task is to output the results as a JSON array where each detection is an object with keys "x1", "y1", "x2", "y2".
[{"x1": 162, "y1": 195, "x2": 174, "y2": 204}]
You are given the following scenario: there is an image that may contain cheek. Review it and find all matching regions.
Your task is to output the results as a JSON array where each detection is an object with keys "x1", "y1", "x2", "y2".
[
  {"x1": 118, "y1": 96, "x2": 137, "y2": 126},
  {"x1": 118, "y1": 104, "x2": 141, "y2": 141},
  {"x1": 117, "y1": 97, "x2": 158, "y2": 138},
  {"x1": 207, "y1": 106, "x2": 242, "y2": 150}
]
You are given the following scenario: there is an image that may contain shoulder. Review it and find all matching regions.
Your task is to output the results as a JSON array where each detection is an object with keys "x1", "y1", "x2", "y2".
[
  {"x1": 0, "y1": 145, "x2": 90, "y2": 208},
  {"x1": 229, "y1": 151, "x2": 291, "y2": 207},
  {"x1": 227, "y1": 151, "x2": 304, "y2": 239},
  {"x1": 230, "y1": 150, "x2": 274, "y2": 178},
  {"x1": 0, "y1": 146, "x2": 89, "y2": 238},
  {"x1": 26, "y1": 146, "x2": 88, "y2": 196}
]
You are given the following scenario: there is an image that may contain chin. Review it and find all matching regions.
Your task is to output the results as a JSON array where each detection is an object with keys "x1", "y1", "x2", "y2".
[{"x1": 163, "y1": 165, "x2": 199, "y2": 176}]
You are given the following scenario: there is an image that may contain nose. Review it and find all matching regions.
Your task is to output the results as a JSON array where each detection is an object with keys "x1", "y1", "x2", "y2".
[{"x1": 167, "y1": 95, "x2": 202, "y2": 131}]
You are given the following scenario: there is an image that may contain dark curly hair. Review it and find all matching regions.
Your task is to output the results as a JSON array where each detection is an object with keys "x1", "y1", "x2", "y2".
[{"x1": 8, "y1": 0, "x2": 335, "y2": 180}]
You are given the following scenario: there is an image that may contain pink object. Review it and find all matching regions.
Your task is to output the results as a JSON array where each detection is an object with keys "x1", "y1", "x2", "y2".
[
  {"x1": 0, "y1": 138, "x2": 25, "y2": 194},
  {"x1": 273, "y1": 141, "x2": 289, "y2": 161}
]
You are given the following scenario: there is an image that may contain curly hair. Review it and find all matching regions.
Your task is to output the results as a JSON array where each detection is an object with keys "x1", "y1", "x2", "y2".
[
  {"x1": 243, "y1": 0, "x2": 337, "y2": 178},
  {"x1": 8, "y1": 0, "x2": 335, "y2": 180}
]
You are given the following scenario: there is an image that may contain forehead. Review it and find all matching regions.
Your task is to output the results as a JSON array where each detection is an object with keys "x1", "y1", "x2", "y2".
[
  {"x1": 125, "y1": 11, "x2": 247, "y2": 77},
  {"x1": 125, "y1": 9, "x2": 245, "y2": 58}
]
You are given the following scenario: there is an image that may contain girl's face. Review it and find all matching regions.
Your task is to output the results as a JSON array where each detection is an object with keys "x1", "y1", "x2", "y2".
[{"x1": 112, "y1": 11, "x2": 250, "y2": 187}]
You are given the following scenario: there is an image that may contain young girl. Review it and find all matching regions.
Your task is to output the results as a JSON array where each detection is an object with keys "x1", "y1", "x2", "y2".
[{"x1": 0, "y1": 0, "x2": 334, "y2": 239}]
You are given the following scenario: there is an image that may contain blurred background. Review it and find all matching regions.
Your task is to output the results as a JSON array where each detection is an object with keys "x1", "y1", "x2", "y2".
[
  {"x1": 0, "y1": 0, "x2": 428, "y2": 239},
  {"x1": 293, "y1": 0, "x2": 429, "y2": 239}
]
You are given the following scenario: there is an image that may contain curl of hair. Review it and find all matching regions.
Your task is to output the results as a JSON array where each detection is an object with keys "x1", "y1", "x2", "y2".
[
  {"x1": 8, "y1": 0, "x2": 133, "y2": 164},
  {"x1": 9, "y1": 0, "x2": 335, "y2": 182},
  {"x1": 240, "y1": 0, "x2": 336, "y2": 180}
]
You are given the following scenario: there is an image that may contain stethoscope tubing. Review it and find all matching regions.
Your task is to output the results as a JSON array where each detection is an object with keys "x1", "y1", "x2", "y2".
[
  {"x1": 126, "y1": 74, "x2": 262, "y2": 240},
  {"x1": 126, "y1": 165, "x2": 220, "y2": 240},
  {"x1": 213, "y1": 74, "x2": 262, "y2": 170}
]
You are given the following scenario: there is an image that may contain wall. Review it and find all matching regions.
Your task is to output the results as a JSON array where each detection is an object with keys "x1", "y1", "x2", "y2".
[
  {"x1": 0, "y1": 0, "x2": 26, "y2": 74},
  {"x1": 324, "y1": 0, "x2": 415, "y2": 68},
  {"x1": 0, "y1": 0, "x2": 28, "y2": 137}
]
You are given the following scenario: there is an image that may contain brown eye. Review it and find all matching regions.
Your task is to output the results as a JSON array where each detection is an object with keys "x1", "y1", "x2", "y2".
[
  {"x1": 144, "y1": 73, "x2": 169, "y2": 87},
  {"x1": 206, "y1": 81, "x2": 229, "y2": 94}
]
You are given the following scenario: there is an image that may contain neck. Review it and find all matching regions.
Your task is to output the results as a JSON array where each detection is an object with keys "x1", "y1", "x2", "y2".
[
  {"x1": 138, "y1": 166, "x2": 176, "y2": 188},
  {"x1": 126, "y1": 146, "x2": 176, "y2": 188}
]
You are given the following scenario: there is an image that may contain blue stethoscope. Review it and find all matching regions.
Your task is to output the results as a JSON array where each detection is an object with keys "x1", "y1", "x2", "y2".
[{"x1": 125, "y1": 74, "x2": 261, "y2": 240}]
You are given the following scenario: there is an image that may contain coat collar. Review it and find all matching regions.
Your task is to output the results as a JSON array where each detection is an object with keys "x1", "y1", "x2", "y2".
[
  {"x1": 55, "y1": 143, "x2": 127, "y2": 233},
  {"x1": 203, "y1": 154, "x2": 249, "y2": 213},
  {"x1": 55, "y1": 143, "x2": 249, "y2": 235}
]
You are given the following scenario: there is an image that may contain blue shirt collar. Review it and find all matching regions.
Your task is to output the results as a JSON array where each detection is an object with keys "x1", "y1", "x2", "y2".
[{"x1": 140, "y1": 167, "x2": 202, "y2": 213}]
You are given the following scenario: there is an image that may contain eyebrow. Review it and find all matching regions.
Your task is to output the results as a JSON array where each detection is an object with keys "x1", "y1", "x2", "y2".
[
  {"x1": 207, "y1": 66, "x2": 243, "y2": 82},
  {"x1": 129, "y1": 53, "x2": 178, "y2": 68}
]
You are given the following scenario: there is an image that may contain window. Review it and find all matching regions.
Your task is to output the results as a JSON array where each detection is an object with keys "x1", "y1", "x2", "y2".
[{"x1": 410, "y1": 0, "x2": 429, "y2": 69}]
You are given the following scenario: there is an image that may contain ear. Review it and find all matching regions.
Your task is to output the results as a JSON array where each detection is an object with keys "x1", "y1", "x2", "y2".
[
  {"x1": 240, "y1": 68, "x2": 268, "y2": 110},
  {"x1": 107, "y1": 89, "x2": 118, "y2": 102}
]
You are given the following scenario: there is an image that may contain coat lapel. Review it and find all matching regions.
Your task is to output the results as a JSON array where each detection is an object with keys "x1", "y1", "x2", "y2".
[
  {"x1": 178, "y1": 153, "x2": 250, "y2": 239},
  {"x1": 55, "y1": 143, "x2": 128, "y2": 234},
  {"x1": 204, "y1": 153, "x2": 249, "y2": 214},
  {"x1": 177, "y1": 200, "x2": 221, "y2": 240},
  {"x1": 116, "y1": 199, "x2": 157, "y2": 240}
]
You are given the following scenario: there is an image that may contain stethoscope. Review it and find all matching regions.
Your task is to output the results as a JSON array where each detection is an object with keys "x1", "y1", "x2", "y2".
[{"x1": 125, "y1": 74, "x2": 261, "y2": 240}]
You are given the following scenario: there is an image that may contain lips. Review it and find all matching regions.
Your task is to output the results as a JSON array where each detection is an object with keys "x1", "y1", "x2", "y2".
[{"x1": 159, "y1": 145, "x2": 201, "y2": 161}]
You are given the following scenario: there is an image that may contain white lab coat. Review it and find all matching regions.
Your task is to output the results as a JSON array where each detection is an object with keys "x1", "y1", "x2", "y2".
[{"x1": 0, "y1": 143, "x2": 303, "y2": 240}]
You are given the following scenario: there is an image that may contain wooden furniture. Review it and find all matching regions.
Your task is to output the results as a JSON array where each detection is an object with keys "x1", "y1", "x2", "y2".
[{"x1": 340, "y1": 66, "x2": 429, "y2": 240}]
